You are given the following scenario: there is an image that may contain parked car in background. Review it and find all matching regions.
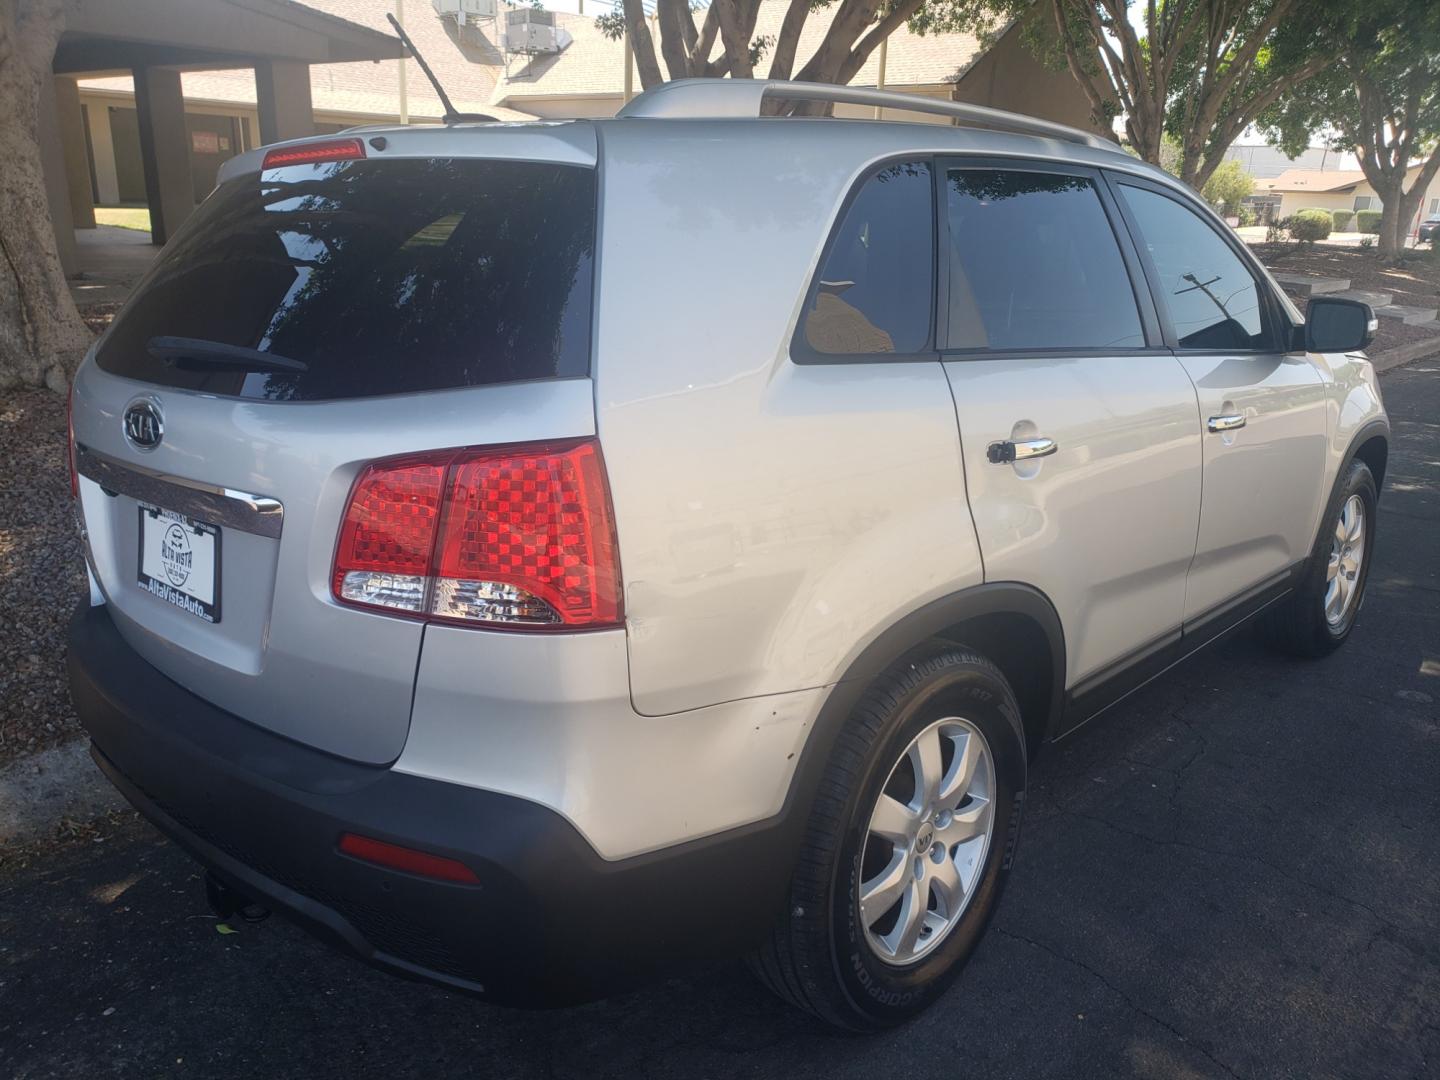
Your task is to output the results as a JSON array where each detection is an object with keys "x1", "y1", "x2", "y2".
[
  {"x1": 66, "y1": 78, "x2": 1389, "y2": 1031},
  {"x1": 1418, "y1": 216, "x2": 1439, "y2": 244}
]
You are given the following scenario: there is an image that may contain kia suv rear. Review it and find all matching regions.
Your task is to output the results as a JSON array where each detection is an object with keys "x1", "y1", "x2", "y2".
[{"x1": 69, "y1": 79, "x2": 1388, "y2": 1030}]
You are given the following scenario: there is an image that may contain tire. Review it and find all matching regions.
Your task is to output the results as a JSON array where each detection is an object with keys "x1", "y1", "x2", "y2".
[
  {"x1": 749, "y1": 647, "x2": 1027, "y2": 1030},
  {"x1": 1264, "y1": 458, "x2": 1378, "y2": 657}
]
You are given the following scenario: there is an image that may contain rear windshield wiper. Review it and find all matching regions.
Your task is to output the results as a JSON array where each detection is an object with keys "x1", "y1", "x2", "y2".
[{"x1": 147, "y1": 336, "x2": 308, "y2": 374}]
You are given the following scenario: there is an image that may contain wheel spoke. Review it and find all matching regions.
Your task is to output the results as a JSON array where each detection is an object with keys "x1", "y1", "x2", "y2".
[
  {"x1": 869, "y1": 793, "x2": 919, "y2": 845},
  {"x1": 859, "y1": 849, "x2": 910, "y2": 928},
  {"x1": 909, "y1": 726, "x2": 944, "y2": 807},
  {"x1": 1327, "y1": 552, "x2": 1340, "y2": 582},
  {"x1": 1346, "y1": 501, "x2": 1364, "y2": 543},
  {"x1": 1325, "y1": 579, "x2": 1344, "y2": 619},
  {"x1": 936, "y1": 730, "x2": 981, "y2": 811},
  {"x1": 939, "y1": 795, "x2": 992, "y2": 845},
  {"x1": 883, "y1": 879, "x2": 927, "y2": 958},
  {"x1": 1334, "y1": 515, "x2": 1348, "y2": 548},
  {"x1": 930, "y1": 855, "x2": 964, "y2": 916}
]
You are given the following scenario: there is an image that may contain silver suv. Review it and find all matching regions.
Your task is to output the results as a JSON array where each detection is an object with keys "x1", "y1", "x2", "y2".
[{"x1": 67, "y1": 79, "x2": 1388, "y2": 1030}]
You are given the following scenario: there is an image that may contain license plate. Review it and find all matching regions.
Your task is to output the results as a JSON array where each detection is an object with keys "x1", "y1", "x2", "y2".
[{"x1": 137, "y1": 505, "x2": 221, "y2": 623}]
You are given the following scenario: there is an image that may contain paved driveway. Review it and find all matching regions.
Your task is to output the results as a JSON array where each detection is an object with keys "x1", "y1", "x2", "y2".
[{"x1": 3, "y1": 364, "x2": 1438, "y2": 1080}]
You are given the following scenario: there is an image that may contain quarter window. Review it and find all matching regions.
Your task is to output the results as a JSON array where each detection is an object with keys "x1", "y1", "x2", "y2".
[
  {"x1": 802, "y1": 161, "x2": 934, "y2": 356},
  {"x1": 943, "y1": 168, "x2": 1144, "y2": 351},
  {"x1": 1118, "y1": 184, "x2": 1273, "y2": 351}
]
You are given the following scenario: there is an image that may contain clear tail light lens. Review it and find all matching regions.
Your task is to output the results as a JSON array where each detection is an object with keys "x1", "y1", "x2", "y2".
[{"x1": 331, "y1": 439, "x2": 622, "y2": 631}]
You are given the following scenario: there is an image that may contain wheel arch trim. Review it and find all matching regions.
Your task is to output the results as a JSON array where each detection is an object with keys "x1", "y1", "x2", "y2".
[{"x1": 793, "y1": 583, "x2": 1066, "y2": 807}]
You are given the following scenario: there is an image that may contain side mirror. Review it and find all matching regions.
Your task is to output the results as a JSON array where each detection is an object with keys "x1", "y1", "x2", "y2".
[{"x1": 1305, "y1": 296, "x2": 1376, "y2": 353}]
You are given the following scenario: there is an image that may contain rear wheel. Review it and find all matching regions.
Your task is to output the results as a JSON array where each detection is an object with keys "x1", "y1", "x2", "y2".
[
  {"x1": 1264, "y1": 459, "x2": 1377, "y2": 657},
  {"x1": 749, "y1": 648, "x2": 1026, "y2": 1030}
]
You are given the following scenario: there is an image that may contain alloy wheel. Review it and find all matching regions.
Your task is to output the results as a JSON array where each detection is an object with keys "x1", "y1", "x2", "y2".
[
  {"x1": 1325, "y1": 493, "x2": 1366, "y2": 628},
  {"x1": 858, "y1": 717, "x2": 996, "y2": 966}
]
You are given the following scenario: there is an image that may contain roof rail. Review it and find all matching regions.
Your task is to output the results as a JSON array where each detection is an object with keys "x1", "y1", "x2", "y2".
[{"x1": 616, "y1": 79, "x2": 1119, "y2": 153}]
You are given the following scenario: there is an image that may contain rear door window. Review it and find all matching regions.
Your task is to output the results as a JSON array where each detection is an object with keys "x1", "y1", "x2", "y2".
[
  {"x1": 96, "y1": 158, "x2": 596, "y2": 400},
  {"x1": 942, "y1": 167, "x2": 1145, "y2": 352},
  {"x1": 801, "y1": 161, "x2": 934, "y2": 356},
  {"x1": 1116, "y1": 182, "x2": 1275, "y2": 351}
]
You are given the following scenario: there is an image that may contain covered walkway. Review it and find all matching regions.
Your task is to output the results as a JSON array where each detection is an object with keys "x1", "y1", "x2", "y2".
[{"x1": 43, "y1": 0, "x2": 400, "y2": 276}]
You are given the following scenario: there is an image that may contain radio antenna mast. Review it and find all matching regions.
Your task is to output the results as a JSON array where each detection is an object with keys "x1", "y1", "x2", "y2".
[{"x1": 385, "y1": 12, "x2": 498, "y2": 123}]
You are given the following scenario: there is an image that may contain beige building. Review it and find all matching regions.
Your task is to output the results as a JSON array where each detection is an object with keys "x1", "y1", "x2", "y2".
[
  {"x1": 70, "y1": 0, "x2": 1104, "y2": 224},
  {"x1": 1256, "y1": 165, "x2": 1440, "y2": 235}
]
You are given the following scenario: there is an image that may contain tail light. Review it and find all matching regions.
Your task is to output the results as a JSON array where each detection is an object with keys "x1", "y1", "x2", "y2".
[
  {"x1": 67, "y1": 380, "x2": 78, "y2": 498},
  {"x1": 332, "y1": 439, "x2": 622, "y2": 630}
]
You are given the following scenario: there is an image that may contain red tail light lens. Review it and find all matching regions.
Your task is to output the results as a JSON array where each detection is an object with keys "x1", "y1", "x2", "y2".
[
  {"x1": 331, "y1": 439, "x2": 623, "y2": 630},
  {"x1": 67, "y1": 380, "x2": 78, "y2": 498},
  {"x1": 262, "y1": 138, "x2": 366, "y2": 169}
]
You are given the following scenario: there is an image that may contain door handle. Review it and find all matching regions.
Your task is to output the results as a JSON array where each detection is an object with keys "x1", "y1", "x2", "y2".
[
  {"x1": 1207, "y1": 413, "x2": 1246, "y2": 433},
  {"x1": 987, "y1": 437, "x2": 1058, "y2": 465}
]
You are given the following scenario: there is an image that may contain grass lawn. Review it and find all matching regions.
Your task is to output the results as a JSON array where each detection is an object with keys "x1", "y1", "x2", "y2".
[{"x1": 93, "y1": 207, "x2": 152, "y2": 232}]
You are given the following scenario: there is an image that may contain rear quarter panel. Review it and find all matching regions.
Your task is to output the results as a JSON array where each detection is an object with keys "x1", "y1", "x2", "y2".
[{"x1": 593, "y1": 121, "x2": 985, "y2": 716}]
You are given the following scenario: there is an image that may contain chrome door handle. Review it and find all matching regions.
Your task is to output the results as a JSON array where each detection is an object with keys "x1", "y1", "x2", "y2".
[
  {"x1": 1207, "y1": 414, "x2": 1246, "y2": 433},
  {"x1": 987, "y1": 437, "x2": 1058, "y2": 465}
]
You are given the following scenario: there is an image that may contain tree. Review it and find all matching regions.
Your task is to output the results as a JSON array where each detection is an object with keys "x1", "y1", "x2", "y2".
[
  {"x1": 596, "y1": 0, "x2": 969, "y2": 101},
  {"x1": 941, "y1": 0, "x2": 1340, "y2": 189},
  {"x1": 0, "y1": 0, "x2": 91, "y2": 392},
  {"x1": 1201, "y1": 156, "x2": 1253, "y2": 215},
  {"x1": 1262, "y1": 0, "x2": 1440, "y2": 259}
]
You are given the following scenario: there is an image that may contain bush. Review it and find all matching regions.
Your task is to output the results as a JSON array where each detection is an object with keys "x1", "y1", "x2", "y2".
[
  {"x1": 1359, "y1": 235, "x2": 1375, "y2": 249},
  {"x1": 1238, "y1": 205, "x2": 1259, "y2": 227},
  {"x1": 1356, "y1": 209, "x2": 1383, "y2": 233},
  {"x1": 1267, "y1": 216, "x2": 1292, "y2": 243},
  {"x1": 1332, "y1": 208, "x2": 1355, "y2": 231},
  {"x1": 1290, "y1": 209, "x2": 1333, "y2": 243}
]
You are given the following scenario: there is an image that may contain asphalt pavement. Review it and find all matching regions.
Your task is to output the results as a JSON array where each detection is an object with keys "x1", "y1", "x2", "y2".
[{"x1": 3, "y1": 362, "x2": 1438, "y2": 1080}]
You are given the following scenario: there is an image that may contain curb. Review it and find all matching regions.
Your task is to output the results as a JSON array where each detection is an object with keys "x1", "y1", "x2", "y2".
[
  {"x1": 1373, "y1": 336, "x2": 1440, "y2": 373},
  {"x1": 0, "y1": 740, "x2": 123, "y2": 847}
]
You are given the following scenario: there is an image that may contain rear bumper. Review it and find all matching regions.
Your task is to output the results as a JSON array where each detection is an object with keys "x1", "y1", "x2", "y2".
[{"x1": 68, "y1": 602, "x2": 798, "y2": 1005}]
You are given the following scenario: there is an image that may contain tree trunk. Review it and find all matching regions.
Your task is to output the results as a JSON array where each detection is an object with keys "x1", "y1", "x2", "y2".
[
  {"x1": 0, "y1": 0, "x2": 90, "y2": 392},
  {"x1": 1367, "y1": 176, "x2": 1408, "y2": 259}
]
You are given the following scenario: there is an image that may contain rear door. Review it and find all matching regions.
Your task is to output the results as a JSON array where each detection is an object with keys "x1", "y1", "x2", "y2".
[
  {"x1": 71, "y1": 130, "x2": 599, "y2": 764},
  {"x1": 1110, "y1": 177, "x2": 1328, "y2": 623},
  {"x1": 939, "y1": 160, "x2": 1203, "y2": 693}
]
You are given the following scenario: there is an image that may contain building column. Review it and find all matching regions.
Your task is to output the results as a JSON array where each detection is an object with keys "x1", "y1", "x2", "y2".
[
  {"x1": 133, "y1": 66, "x2": 193, "y2": 246},
  {"x1": 254, "y1": 60, "x2": 314, "y2": 146},
  {"x1": 38, "y1": 76, "x2": 78, "y2": 276},
  {"x1": 54, "y1": 77, "x2": 96, "y2": 229},
  {"x1": 87, "y1": 103, "x2": 121, "y2": 206}
]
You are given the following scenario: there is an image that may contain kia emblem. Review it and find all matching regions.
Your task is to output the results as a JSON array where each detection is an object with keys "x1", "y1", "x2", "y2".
[{"x1": 123, "y1": 399, "x2": 164, "y2": 451}]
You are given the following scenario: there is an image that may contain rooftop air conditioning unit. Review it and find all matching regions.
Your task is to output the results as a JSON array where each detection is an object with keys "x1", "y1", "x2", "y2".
[
  {"x1": 433, "y1": 0, "x2": 496, "y2": 23},
  {"x1": 504, "y1": 8, "x2": 559, "y2": 54}
]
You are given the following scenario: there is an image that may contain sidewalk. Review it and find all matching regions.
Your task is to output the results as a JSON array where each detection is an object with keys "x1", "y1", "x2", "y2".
[{"x1": 69, "y1": 225, "x2": 158, "y2": 308}]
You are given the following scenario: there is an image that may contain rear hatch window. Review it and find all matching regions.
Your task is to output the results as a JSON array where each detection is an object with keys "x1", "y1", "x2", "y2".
[{"x1": 96, "y1": 158, "x2": 596, "y2": 400}]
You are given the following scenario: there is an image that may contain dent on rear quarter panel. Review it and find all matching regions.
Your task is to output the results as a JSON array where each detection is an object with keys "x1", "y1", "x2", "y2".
[{"x1": 593, "y1": 121, "x2": 985, "y2": 717}]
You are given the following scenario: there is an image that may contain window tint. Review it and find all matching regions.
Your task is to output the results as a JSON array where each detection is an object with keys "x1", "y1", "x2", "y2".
[
  {"x1": 944, "y1": 169, "x2": 1144, "y2": 351},
  {"x1": 803, "y1": 161, "x2": 933, "y2": 355},
  {"x1": 1118, "y1": 184, "x2": 1272, "y2": 351},
  {"x1": 97, "y1": 158, "x2": 595, "y2": 400}
]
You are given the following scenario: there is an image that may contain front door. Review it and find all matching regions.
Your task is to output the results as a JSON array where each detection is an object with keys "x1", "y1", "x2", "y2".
[
  {"x1": 938, "y1": 161, "x2": 1203, "y2": 691},
  {"x1": 1111, "y1": 178, "x2": 1328, "y2": 622}
]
